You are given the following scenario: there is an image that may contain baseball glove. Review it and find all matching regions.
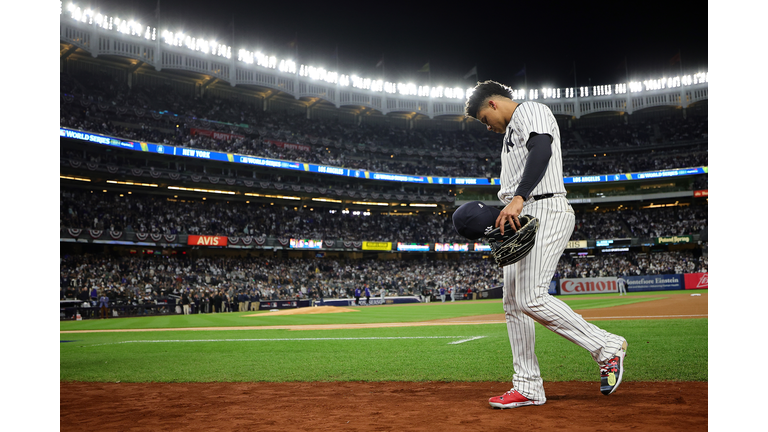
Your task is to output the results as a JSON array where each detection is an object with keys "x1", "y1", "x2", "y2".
[{"x1": 483, "y1": 215, "x2": 540, "y2": 267}]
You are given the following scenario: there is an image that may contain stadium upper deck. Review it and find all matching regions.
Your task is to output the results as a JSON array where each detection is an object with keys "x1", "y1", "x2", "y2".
[{"x1": 60, "y1": 2, "x2": 707, "y2": 124}]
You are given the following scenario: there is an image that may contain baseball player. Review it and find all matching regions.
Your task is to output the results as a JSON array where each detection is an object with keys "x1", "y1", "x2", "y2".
[
  {"x1": 617, "y1": 276, "x2": 628, "y2": 296},
  {"x1": 464, "y1": 80, "x2": 628, "y2": 408}
]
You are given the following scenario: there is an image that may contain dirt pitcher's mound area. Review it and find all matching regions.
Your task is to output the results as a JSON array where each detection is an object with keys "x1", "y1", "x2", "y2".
[
  {"x1": 60, "y1": 381, "x2": 708, "y2": 432},
  {"x1": 243, "y1": 306, "x2": 358, "y2": 317}
]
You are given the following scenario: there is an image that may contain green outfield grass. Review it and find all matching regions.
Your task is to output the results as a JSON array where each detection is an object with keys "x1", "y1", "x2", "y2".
[{"x1": 60, "y1": 290, "x2": 707, "y2": 383}]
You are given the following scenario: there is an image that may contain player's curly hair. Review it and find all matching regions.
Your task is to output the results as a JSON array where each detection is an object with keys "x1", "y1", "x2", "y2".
[{"x1": 464, "y1": 80, "x2": 514, "y2": 119}]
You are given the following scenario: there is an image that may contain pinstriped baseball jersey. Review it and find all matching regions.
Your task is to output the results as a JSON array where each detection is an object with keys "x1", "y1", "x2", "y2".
[
  {"x1": 490, "y1": 100, "x2": 626, "y2": 403},
  {"x1": 498, "y1": 101, "x2": 567, "y2": 204}
]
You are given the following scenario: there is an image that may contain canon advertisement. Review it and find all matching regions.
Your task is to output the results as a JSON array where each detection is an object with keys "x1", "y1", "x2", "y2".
[{"x1": 560, "y1": 277, "x2": 618, "y2": 295}]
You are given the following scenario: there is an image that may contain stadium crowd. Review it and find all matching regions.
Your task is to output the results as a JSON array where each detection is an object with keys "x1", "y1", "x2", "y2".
[
  {"x1": 60, "y1": 249, "x2": 706, "y2": 316},
  {"x1": 59, "y1": 254, "x2": 502, "y2": 313},
  {"x1": 571, "y1": 205, "x2": 708, "y2": 240},
  {"x1": 60, "y1": 189, "x2": 464, "y2": 243},
  {"x1": 562, "y1": 144, "x2": 707, "y2": 177},
  {"x1": 620, "y1": 206, "x2": 708, "y2": 239},
  {"x1": 60, "y1": 71, "x2": 707, "y2": 179},
  {"x1": 572, "y1": 115, "x2": 707, "y2": 150},
  {"x1": 555, "y1": 249, "x2": 706, "y2": 279},
  {"x1": 60, "y1": 188, "x2": 707, "y2": 242}
]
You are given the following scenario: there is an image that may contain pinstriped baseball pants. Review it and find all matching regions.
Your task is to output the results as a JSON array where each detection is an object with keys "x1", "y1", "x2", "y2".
[{"x1": 502, "y1": 196, "x2": 625, "y2": 402}]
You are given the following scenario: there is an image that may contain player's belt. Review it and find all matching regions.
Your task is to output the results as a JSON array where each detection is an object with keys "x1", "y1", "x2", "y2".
[{"x1": 530, "y1": 193, "x2": 554, "y2": 201}]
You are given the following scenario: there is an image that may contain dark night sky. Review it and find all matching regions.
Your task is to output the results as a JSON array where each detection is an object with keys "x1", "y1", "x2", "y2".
[{"x1": 79, "y1": 1, "x2": 707, "y2": 90}]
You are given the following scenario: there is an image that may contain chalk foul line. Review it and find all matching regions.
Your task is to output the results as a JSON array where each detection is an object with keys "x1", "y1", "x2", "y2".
[
  {"x1": 447, "y1": 336, "x2": 486, "y2": 345},
  {"x1": 85, "y1": 335, "x2": 488, "y2": 347}
]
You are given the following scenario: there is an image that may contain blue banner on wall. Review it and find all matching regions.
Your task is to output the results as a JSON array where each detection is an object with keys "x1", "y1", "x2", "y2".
[
  {"x1": 61, "y1": 127, "x2": 706, "y2": 186},
  {"x1": 625, "y1": 275, "x2": 683, "y2": 292}
]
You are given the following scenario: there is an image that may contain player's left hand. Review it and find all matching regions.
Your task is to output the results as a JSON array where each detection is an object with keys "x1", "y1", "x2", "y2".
[{"x1": 496, "y1": 196, "x2": 525, "y2": 235}]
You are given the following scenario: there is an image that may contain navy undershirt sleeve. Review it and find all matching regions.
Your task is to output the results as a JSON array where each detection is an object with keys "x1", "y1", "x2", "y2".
[{"x1": 513, "y1": 133, "x2": 553, "y2": 199}]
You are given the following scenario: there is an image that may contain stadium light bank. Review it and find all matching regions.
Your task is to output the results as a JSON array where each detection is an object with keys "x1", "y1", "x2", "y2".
[{"x1": 62, "y1": 2, "x2": 708, "y2": 102}]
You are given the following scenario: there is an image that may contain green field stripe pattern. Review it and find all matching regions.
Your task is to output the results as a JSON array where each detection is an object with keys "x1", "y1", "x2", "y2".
[{"x1": 60, "y1": 318, "x2": 707, "y2": 383}]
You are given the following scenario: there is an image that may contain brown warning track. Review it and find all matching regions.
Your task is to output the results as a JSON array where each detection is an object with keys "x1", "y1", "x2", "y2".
[
  {"x1": 60, "y1": 381, "x2": 707, "y2": 431},
  {"x1": 60, "y1": 293, "x2": 708, "y2": 431}
]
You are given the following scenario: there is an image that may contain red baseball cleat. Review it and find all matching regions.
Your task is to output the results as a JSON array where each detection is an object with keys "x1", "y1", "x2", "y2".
[{"x1": 488, "y1": 389, "x2": 545, "y2": 409}]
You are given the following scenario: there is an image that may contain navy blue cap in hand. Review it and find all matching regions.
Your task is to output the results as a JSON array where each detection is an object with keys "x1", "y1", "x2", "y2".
[{"x1": 452, "y1": 201, "x2": 501, "y2": 240}]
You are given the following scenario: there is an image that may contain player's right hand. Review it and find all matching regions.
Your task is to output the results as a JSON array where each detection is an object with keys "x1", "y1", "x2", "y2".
[{"x1": 496, "y1": 197, "x2": 524, "y2": 235}]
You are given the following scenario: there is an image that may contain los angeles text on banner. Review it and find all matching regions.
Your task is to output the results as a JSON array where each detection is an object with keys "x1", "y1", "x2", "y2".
[
  {"x1": 684, "y1": 272, "x2": 708, "y2": 289},
  {"x1": 560, "y1": 277, "x2": 617, "y2": 295},
  {"x1": 362, "y1": 241, "x2": 392, "y2": 251},
  {"x1": 187, "y1": 235, "x2": 228, "y2": 246}
]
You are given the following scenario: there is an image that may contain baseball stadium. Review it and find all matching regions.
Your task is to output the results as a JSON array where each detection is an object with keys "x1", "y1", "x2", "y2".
[{"x1": 59, "y1": 2, "x2": 709, "y2": 430}]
